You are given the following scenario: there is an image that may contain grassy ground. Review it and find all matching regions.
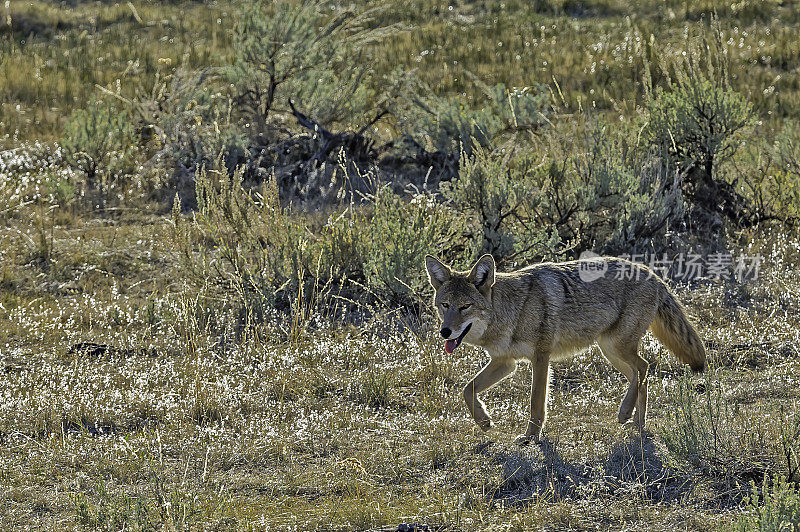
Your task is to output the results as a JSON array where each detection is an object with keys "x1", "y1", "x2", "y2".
[
  {"x1": 3, "y1": 0, "x2": 800, "y2": 529},
  {"x1": 3, "y1": 0, "x2": 800, "y2": 143},
  {"x1": 1, "y1": 211, "x2": 799, "y2": 529}
]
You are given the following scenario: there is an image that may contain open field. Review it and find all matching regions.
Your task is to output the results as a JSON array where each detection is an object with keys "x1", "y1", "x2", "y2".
[
  {"x1": 4, "y1": 0, "x2": 800, "y2": 141},
  {"x1": 3, "y1": 0, "x2": 800, "y2": 530},
  {"x1": 1, "y1": 217, "x2": 800, "y2": 529}
]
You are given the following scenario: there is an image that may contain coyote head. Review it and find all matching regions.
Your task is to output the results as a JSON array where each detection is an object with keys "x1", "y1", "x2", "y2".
[{"x1": 425, "y1": 254, "x2": 495, "y2": 354}]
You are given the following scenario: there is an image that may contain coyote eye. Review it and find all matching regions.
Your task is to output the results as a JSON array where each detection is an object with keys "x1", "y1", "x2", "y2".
[
  {"x1": 441, "y1": 302, "x2": 450, "y2": 309},
  {"x1": 459, "y1": 304, "x2": 471, "y2": 312}
]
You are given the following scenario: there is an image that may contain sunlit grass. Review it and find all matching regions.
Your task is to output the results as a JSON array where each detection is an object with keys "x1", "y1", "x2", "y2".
[
  {"x1": 3, "y1": 0, "x2": 800, "y2": 528},
  {"x1": 1, "y1": 207, "x2": 799, "y2": 527},
  {"x1": 2, "y1": 0, "x2": 800, "y2": 142}
]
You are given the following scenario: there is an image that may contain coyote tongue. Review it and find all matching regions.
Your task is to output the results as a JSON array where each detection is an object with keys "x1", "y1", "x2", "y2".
[{"x1": 443, "y1": 323, "x2": 472, "y2": 354}]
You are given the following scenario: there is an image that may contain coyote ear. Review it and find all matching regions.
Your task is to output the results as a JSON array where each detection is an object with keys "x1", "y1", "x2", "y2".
[
  {"x1": 425, "y1": 255, "x2": 451, "y2": 289},
  {"x1": 469, "y1": 254, "x2": 495, "y2": 292}
]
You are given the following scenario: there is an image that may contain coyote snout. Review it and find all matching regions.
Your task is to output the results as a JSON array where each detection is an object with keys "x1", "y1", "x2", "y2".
[{"x1": 425, "y1": 253, "x2": 705, "y2": 444}]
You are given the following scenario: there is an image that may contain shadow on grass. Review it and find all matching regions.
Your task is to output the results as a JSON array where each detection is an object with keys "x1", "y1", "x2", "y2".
[{"x1": 481, "y1": 432, "x2": 695, "y2": 507}]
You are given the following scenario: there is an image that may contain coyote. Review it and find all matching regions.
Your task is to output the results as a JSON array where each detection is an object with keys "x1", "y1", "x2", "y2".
[{"x1": 424, "y1": 253, "x2": 705, "y2": 444}]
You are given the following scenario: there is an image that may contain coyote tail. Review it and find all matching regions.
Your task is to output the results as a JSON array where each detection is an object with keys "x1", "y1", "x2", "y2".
[{"x1": 650, "y1": 288, "x2": 706, "y2": 373}]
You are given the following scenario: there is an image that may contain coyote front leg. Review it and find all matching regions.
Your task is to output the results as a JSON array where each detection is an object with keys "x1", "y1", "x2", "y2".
[
  {"x1": 517, "y1": 354, "x2": 550, "y2": 444},
  {"x1": 463, "y1": 358, "x2": 517, "y2": 431}
]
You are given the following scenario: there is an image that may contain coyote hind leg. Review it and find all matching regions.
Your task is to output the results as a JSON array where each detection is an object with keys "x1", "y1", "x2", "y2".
[{"x1": 598, "y1": 337, "x2": 649, "y2": 426}]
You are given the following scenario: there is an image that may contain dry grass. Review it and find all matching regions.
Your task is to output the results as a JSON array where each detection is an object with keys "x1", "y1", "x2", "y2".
[
  {"x1": 1, "y1": 210, "x2": 799, "y2": 530},
  {"x1": 4, "y1": 0, "x2": 800, "y2": 529},
  {"x1": 3, "y1": 0, "x2": 800, "y2": 143}
]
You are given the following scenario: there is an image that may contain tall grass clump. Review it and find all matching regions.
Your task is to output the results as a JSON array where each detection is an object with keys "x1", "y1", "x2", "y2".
[
  {"x1": 658, "y1": 371, "x2": 776, "y2": 485},
  {"x1": 74, "y1": 470, "x2": 205, "y2": 531},
  {"x1": 363, "y1": 185, "x2": 461, "y2": 301},
  {"x1": 171, "y1": 165, "x2": 311, "y2": 340}
]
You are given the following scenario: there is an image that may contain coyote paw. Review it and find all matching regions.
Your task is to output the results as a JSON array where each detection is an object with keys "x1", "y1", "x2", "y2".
[
  {"x1": 514, "y1": 433, "x2": 540, "y2": 446},
  {"x1": 475, "y1": 418, "x2": 494, "y2": 432}
]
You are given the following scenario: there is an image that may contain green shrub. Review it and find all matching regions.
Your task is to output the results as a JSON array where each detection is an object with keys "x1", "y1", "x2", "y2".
[
  {"x1": 316, "y1": 205, "x2": 368, "y2": 283},
  {"x1": 228, "y1": 0, "x2": 395, "y2": 132},
  {"x1": 155, "y1": 70, "x2": 248, "y2": 175},
  {"x1": 42, "y1": 168, "x2": 75, "y2": 206},
  {"x1": 172, "y1": 159, "x2": 463, "y2": 338},
  {"x1": 769, "y1": 122, "x2": 800, "y2": 223},
  {"x1": 0, "y1": 142, "x2": 69, "y2": 218},
  {"x1": 315, "y1": 181, "x2": 463, "y2": 302},
  {"x1": 174, "y1": 166, "x2": 312, "y2": 327},
  {"x1": 130, "y1": 68, "x2": 248, "y2": 203},
  {"x1": 735, "y1": 476, "x2": 800, "y2": 531},
  {"x1": 643, "y1": 21, "x2": 753, "y2": 178},
  {"x1": 61, "y1": 102, "x2": 139, "y2": 207},
  {"x1": 363, "y1": 186, "x2": 462, "y2": 301},
  {"x1": 645, "y1": 78, "x2": 752, "y2": 178},
  {"x1": 643, "y1": 23, "x2": 755, "y2": 226},
  {"x1": 445, "y1": 122, "x2": 684, "y2": 262},
  {"x1": 570, "y1": 124, "x2": 685, "y2": 253},
  {"x1": 733, "y1": 129, "x2": 800, "y2": 227},
  {"x1": 407, "y1": 80, "x2": 548, "y2": 159},
  {"x1": 441, "y1": 144, "x2": 561, "y2": 264}
]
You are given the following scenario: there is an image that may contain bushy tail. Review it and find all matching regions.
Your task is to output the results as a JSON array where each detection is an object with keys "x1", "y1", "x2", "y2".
[{"x1": 650, "y1": 288, "x2": 706, "y2": 372}]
